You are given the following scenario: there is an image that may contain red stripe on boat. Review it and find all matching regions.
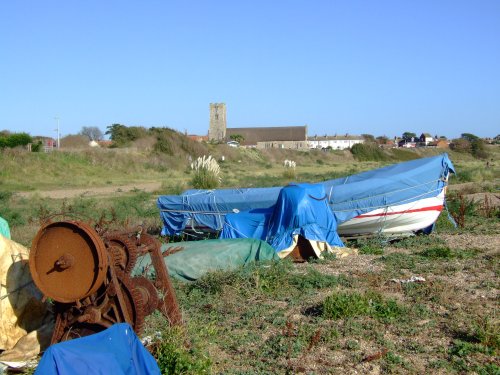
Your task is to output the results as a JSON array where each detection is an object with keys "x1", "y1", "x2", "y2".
[{"x1": 356, "y1": 205, "x2": 443, "y2": 218}]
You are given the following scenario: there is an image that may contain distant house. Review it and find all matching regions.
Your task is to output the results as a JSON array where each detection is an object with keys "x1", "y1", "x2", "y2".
[
  {"x1": 419, "y1": 133, "x2": 434, "y2": 146},
  {"x1": 307, "y1": 135, "x2": 364, "y2": 150},
  {"x1": 227, "y1": 126, "x2": 308, "y2": 149},
  {"x1": 379, "y1": 140, "x2": 396, "y2": 149},
  {"x1": 398, "y1": 137, "x2": 417, "y2": 148},
  {"x1": 33, "y1": 136, "x2": 56, "y2": 152}
]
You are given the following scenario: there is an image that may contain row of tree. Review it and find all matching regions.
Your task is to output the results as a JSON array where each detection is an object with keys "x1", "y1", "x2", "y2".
[{"x1": 0, "y1": 125, "x2": 493, "y2": 161}]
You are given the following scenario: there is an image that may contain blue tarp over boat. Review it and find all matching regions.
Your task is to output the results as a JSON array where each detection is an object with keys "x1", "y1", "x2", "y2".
[
  {"x1": 220, "y1": 183, "x2": 344, "y2": 253},
  {"x1": 158, "y1": 186, "x2": 282, "y2": 235},
  {"x1": 158, "y1": 154, "x2": 455, "y2": 239}
]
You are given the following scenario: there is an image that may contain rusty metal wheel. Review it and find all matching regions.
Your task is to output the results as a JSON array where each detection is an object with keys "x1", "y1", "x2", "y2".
[
  {"x1": 104, "y1": 233, "x2": 139, "y2": 274},
  {"x1": 29, "y1": 221, "x2": 109, "y2": 303},
  {"x1": 132, "y1": 276, "x2": 159, "y2": 316},
  {"x1": 115, "y1": 271, "x2": 146, "y2": 334}
]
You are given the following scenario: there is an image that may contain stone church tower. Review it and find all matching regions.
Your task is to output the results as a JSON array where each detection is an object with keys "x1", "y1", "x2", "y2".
[{"x1": 208, "y1": 103, "x2": 226, "y2": 141}]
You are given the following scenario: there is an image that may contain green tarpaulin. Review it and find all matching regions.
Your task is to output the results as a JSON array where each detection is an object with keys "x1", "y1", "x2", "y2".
[
  {"x1": 0, "y1": 217, "x2": 10, "y2": 239},
  {"x1": 133, "y1": 238, "x2": 279, "y2": 282}
]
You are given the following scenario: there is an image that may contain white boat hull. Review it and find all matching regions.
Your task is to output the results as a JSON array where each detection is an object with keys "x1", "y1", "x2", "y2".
[{"x1": 337, "y1": 192, "x2": 445, "y2": 236}]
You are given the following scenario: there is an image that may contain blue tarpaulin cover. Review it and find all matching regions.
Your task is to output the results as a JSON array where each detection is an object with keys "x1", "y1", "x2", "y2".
[
  {"x1": 35, "y1": 323, "x2": 160, "y2": 375},
  {"x1": 220, "y1": 183, "x2": 344, "y2": 252},
  {"x1": 158, "y1": 154, "x2": 455, "y2": 236},
  {"x1": 0, "y1": 216, "x2": 10, "y2": 239},
  {"x1": 158, "y1": 186, "x2": 282, "y2": 235}
]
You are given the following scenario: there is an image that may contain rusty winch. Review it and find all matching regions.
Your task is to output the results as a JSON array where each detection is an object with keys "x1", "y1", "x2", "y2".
[{"x1": 29, "y1": 220, "x2": 181, "y2": 344}]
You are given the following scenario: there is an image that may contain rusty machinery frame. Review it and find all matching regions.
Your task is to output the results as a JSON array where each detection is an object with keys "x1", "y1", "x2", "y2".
[{"x1": 29, "y1": 220, "x2": 182, "y2": 344}]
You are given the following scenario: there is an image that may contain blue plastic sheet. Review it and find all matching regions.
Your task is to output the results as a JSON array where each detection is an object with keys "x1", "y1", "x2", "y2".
[
  {"x1": 35, "y1": 323, "x2": 160, "y2": 375},
  {"x1": 221, "y1": 183, "x2": 344, "y2": 252},
  {"x1": 0, "y1": 216, "x2": 10, "y2": 239},
  {"x1": 158, "y1": 187, "x2": 281, "y2": 235}
]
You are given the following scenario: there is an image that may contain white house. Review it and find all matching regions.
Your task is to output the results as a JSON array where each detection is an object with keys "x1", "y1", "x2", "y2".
[
  {"x1": 419, "y1": 133, "x2": 434, "y2": 146},
  {"x1": 308, "y1": 135, "x2": 364, "y2": 150}
]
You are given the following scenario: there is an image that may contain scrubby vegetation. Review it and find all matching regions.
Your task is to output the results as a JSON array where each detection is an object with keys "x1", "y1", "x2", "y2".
[
  {"x1": 450, "y1": 133, "x2": 490, "y2": 159},
  {"x1": 350, "y1": 142, "x2": 388, "y2": 161},
  {"x1": 0, "y1": 131, "x2": 33, "y2": 149},
  {"x1": 140, "y1": 226, "x2": 499, "y2": 373}
]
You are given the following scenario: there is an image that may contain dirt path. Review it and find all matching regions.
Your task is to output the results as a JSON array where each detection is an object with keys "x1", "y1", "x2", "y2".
[{"x1": 15, "y1": 181, "x2": 164, "y2": 199}]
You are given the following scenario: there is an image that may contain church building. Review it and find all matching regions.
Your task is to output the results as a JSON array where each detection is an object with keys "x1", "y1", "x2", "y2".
[{"x1": 208, "y1": 103, "x2": 308, "y2": 150}]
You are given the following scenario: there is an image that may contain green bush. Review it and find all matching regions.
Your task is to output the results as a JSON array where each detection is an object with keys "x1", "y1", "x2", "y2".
[
  {"x1": 350, "y1": 143, "x2": 387, "y2": 161},
  {"x1": 154, "y1": 133, "x2": 174, "y2": 155},
  {"x1": 0, "y1": 132, "x2": 32, "y2": 149},
  {"x1": 105, "y1": 124, "x2": 148, "y2": 147}
]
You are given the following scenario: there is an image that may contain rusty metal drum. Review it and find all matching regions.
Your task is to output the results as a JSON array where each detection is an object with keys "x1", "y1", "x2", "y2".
[{"x1": 29, "y1": 221, "x2": 109, "y2": 303}]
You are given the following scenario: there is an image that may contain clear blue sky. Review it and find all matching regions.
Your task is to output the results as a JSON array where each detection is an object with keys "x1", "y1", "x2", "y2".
[{"x1": 1, "y1": 0, "x2": 499, "y2": 139}]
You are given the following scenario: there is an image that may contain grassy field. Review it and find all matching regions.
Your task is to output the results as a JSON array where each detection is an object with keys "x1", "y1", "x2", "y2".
[
  {"x1": 145, "y1": 232, "x2": 498, "y2": 374},
  {"x1": 1, "y1": 144, "x2": 498, "y2": 374}
]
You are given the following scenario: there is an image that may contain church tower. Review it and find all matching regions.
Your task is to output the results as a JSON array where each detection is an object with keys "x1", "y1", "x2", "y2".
[{"x1": 208, "y1": 103, "x2": 226, "y2": 141}]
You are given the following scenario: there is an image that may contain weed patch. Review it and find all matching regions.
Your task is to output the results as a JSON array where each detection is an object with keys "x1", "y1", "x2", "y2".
[
  {"x1": 379, "y1": 253, "x2": 417, "y2": 271},
  {"x1": 150, "y1": 327, "x2": 211, "y2": 374},
  {"x1": 322, "y1": 291, "x2": 405, "y2": 322},
  {"x1": 289, "y1": 267, "x2": 351, "y2": 290},
  {"x1": 395, "y1": 234, "x2": 446, "y2": 249},
  {"x1": 418, "y1": 246, "x2": 479, "y2": 259},
  {"x1": 418, "y1": 246, "x2": 453, "y2": 258},
  {"x1": 347, "y1": 236, "x2": 389, "y2": 255}
]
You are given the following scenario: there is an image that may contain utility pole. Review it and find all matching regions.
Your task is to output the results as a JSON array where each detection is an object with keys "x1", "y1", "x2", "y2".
[{"x1": 54, "y1": 116, "x2": 60, "y2": 149}]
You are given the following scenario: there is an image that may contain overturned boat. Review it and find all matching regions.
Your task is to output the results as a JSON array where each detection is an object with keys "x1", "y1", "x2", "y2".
[{"x1": 158, "y1": 154, "x2": 455, "y2": 254}]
